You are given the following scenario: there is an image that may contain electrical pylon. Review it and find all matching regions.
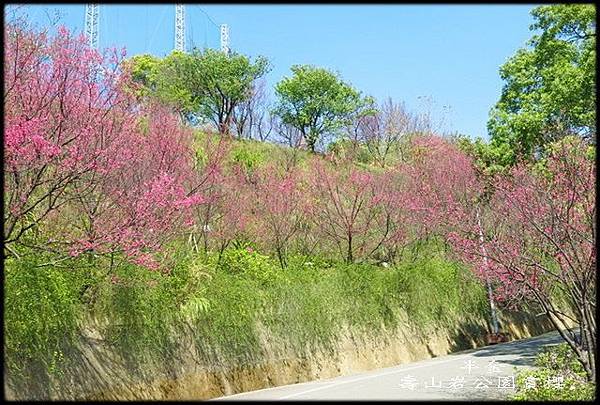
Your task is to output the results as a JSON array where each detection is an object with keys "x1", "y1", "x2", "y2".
[
  {"x1": 220, "y1": 23, "x2": 230, "y2": 54},
  {"x1": 85, "y1": 4, "x2": 99, "y2": 49},
  {"x1": 175, "y1": 4, "x2": 185, "y2": 52}
]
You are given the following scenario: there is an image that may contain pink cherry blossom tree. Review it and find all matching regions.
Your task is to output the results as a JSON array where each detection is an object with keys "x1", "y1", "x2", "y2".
[
  {"x1": 447, "y1": 137, "x2": 596, "y2": 381},
  {"x1": 4, "y1": 22, "x2": 205, "y2": 269},
  {"x1": 245, "y1": 163, "x2": 306, "y2": 268},
  {"x1": 394, "y1": 136, "x2": 500, "y2": 335},
  {"x1": 187, "y1": 132, "x2": 231, "y2": 254},
  {"x1": 399, "y1": 136, "x2": 481, "y2": 239},
  {"x1": 307, "y1": 156, "x2": 390, "y2": 264}
]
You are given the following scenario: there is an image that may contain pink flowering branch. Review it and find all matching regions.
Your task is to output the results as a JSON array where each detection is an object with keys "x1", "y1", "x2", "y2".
[{"x1": 4, "y1": 23, "x2": 206, "y2": 270}]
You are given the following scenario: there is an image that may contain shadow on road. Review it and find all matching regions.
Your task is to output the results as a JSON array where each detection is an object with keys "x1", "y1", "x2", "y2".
[
  {"x1": 440, "y1": 309, "x2": 566, "y2": 370},
  {"x1": 467, "y1": 332, "x2": 564, "y2": 367}
]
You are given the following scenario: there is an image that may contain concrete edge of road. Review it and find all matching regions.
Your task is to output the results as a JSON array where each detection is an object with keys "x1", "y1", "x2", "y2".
[{"x1": 212, "y1": 329, "x2": 567, "y2": 401}]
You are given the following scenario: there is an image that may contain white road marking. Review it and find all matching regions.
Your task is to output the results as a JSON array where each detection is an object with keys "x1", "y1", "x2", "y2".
[
  {"x1": 212, "y1": 379, "x2": 337, "y2": 400},
  {"x1": 278, "y1": 353, "x2": 473, "y2": 399},
  {"x1": 215, "y1": 331, "x2": 566, "y2": 401}
]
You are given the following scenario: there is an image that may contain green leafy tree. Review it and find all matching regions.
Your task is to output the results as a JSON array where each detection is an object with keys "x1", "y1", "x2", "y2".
[
  {"x1": 126, "y1": 49, "x2": 270, "y2": 133},
  {"x1": 453, "y1": 134, "x2": 514, "y2": 176},
  {"x1": 125, "y1": 51, "x2": 201, "y2": 122},
  {"x1": 123, "y1": 53, "x2": 161, "y2": 99},
  {"x1": 152, "y1": 50, "x2": 199, "y2": 121},
  {"x1": 488, "y1": 4, "x2": 596, "y2": 164},
  {"x1": 273, "y1": 65, "x2": 369, "y2": 153}
]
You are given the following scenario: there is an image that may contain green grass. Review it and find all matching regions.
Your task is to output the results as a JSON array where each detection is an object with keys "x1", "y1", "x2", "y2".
[{"x1": 193, "y1": 130, "x2": 314, "y2": 173}]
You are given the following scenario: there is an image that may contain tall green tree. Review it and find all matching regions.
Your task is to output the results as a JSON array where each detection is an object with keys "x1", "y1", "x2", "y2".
[
  {"x1": 152, "y1": 50, "x2": 200, "y2": 122},
  {"x1": 123, "y1": 53, "x2": 161, "y2": 99},
  {"x1": 488, "y1": 4, "x2": 596, "y2": 164},
  {"x1": 273, "y1": 65, "x2": 370, "y2": 153},
  {"x1": 126, "y1": 49, "x2": 270, "y2": 133}
]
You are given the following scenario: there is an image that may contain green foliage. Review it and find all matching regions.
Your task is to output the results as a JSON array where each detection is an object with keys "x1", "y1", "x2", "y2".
[
  {"x1": 230, "y1": 141, "x2": 265, "y2": 171},
  {"x1": 488, "y1": 4, "x2": 596, "y2": 165},
  {"x1": 123, "y1": 53, "x2": 161, "y2": 99},
  {"x1": 336, "y1": 262, "x2": 401, "y2": 332},
  {"x1": 512, "y1": 343, "x2": 595, "y2": 401},
  {"x1": 393, "y1": 242, "x2": 489, "y2": 332},
  {"x1": 4, "y1": 255, "x2": 89, "y2": 378},
  {"x1": 5, "y1": 236, "x2": 492, "y2": 388},
  {"x1": 127, "y1": 49, "x2": 270, "y2": 131},
  {"x1": 194, "y1": 129, "x2": 314, "y2": 172},
  {"x1": 188, "y1": 270, "x2": 265, "y2": 365},
  {"x1": 214, "y1": 245, "x2": 282, "y2": 285},
  {"x1": 273, "y1": 64, "x2": 371, "y2": 152},
  {"x1": 92, "y1": 262, "x2": 181, "y2": 369},
  {"x1": 5, "y1": 245, "x2": 207, "y2": 381},
  {"x1": 327, "y1": 137, "x2": 374, "y2": 164},
  {"x1": 534, "y1": 342, "x2": 586, "y2": 373},
  {"x1": 453, "y1": 134, "x2": 514, "y2": 175},
  {"x1": 529, "y1": 135, "x2": 596, "y2": 178},
  {"x1": 152, "y1": 50, "x2": 198, "y2": 115}
]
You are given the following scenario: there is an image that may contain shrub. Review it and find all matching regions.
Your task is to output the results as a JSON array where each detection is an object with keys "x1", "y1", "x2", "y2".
[
  {"x1": 215, "y1": 245, "x2": 281, "y2": 285},
  {"x1": 4, "y1": 255, "x2": 89, "y2": 380},
  {"x1": 231, "y1": 142, "x2": 265, "y2": 171},
  {"x1": 512, "y1": 343, "x2": 596, "y2": 401}
]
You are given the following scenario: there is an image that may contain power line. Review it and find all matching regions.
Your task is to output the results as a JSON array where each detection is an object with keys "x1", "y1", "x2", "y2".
[
  {"x1": 188, "y1": 5, "x2": 224, "y2": 51},
  {"x1": 147, "y1": 5, "x2": 169, "y2": 55},
  {"x1": 190, "y1": 5, "x2": 230, "y2": 53},
  {"x1": 188, "y1": 9, "x2": 195, "y2": 51},
  {"x1": 190, "y1": 5, "x2": 219, "y2": 29},
  {"x1": 204, "y1": 9, "x2": 208, "y2": 49},
  {"x1": 80, "y1": 4, "x2": 222, "y2": 55},
  {"x1": 144, "y1": 6, "x2": 148, "y2": 52}
]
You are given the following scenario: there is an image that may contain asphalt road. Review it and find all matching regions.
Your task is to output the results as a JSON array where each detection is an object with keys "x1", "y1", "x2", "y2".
[{"x1": 214, "y1": 330, "x2": 566, "y2": 400}]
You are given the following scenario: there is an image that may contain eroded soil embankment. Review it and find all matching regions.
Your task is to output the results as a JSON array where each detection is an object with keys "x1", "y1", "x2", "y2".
[{"x1": 37, "y1": 310, "x2": 555, "y2": 401}]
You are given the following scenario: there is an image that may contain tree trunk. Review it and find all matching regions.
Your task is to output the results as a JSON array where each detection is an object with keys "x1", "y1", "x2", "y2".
[
  {"x1": 276, "y1": 247, "x2": 287, "y2": 269},
  {"x1": 347, "y1": 233, "x2": 353, "y2": 264},
  {"x1": 477, "y1": 209, "x2": 500, "y2": 335}
]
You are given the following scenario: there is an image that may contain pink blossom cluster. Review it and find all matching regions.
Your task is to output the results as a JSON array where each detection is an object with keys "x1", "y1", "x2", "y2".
[
  {"x1": 444, "y1": 138, "x2": 595, "y2": 306},
  {"x1": 4, "y1": 23, "x2": 205, "y2": 269}
]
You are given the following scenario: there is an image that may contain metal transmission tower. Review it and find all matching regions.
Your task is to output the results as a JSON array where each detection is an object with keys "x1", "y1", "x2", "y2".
[
  {"x1": 85, "y1": 4, "x2": 99, "y2": 49},
  {"x1": 175, "y1": 4, "x2": 185, "y2": 52},
  {"x1": 220, "y1": 24, "x2": 230, "y2": 54}
]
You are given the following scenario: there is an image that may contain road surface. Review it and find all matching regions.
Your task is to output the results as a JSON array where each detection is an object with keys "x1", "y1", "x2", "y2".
[{"x1": 214, "y1": 330, "x2": 565, "y2": 400}]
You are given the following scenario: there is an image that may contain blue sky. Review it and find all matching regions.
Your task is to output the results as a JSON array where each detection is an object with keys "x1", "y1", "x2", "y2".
[{"x1": 7, "y1": 4, "x2": 539, "y2": 139}]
